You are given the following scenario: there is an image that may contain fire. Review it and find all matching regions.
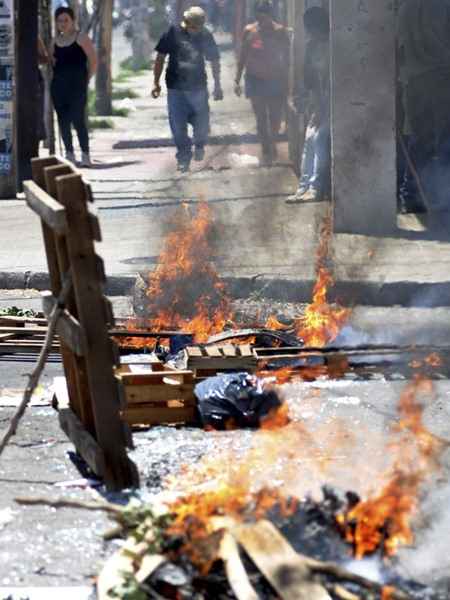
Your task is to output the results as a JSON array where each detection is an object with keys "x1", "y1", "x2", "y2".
[
  {"x1": 296, "y1": 266, "x2": 350, "y2": 347},
  {"x1": 145, "y1": 202, "x2": 233, "y2": 342},
  {"x1": 338, "y1": 377, "x2": 447, "y2": 558}
]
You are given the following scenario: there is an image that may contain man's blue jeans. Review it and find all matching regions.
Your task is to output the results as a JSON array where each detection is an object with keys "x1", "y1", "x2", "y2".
[
  {"x1": 167, "y1": 88, "x2": 210, "y2": 163},
  {"x1": 298, "y1": 118, "x2": 330, "y2": 196}
]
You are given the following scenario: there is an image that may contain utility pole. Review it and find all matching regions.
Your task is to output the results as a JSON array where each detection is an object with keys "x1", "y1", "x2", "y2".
[
  {"x1": 95, "y1": 0, "x2": 113, "y2": 115},
  {"x1": 16, "y1": 0, "x2": 39, "y2": 186},
  {"x1": 0, "y1": 0, "x2": 15, "y2": 198}
]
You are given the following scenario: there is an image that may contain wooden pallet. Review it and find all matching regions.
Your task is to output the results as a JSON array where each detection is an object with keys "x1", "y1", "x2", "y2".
[
  {"x1": 24, "y1": 156, "x2": 138, "y2": 491},
  {"x1": 117, "y1": 369, "x2": 197, "y2": 426},
  {"x1": 185, "y1": 343, "x2": 257, "y2": 377},
  {"x1": 0, "y1": 322, "x2": 59, "y2": 355}
]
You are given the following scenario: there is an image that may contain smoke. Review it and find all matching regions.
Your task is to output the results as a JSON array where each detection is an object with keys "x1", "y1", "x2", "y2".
[{"x1": 397, "y1": 482, "x2": 450, "y2": 582}]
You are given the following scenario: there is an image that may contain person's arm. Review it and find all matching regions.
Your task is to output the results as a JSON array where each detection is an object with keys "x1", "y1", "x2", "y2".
[
  {"x1": 234, "y1": 28, "x2": 250, "y2": 95},
  {"x1": 78, "y1": 33, "x2": 97, "y2": 79},
  {"x1": 210, "y1": 59, "x2": 223, "y2": 100},
  {"x1": 152, "y1": 53, "x2": 166, "y2": 98}
]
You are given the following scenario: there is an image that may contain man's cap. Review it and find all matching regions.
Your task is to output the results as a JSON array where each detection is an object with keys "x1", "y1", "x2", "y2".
[{"x1": 182, "y1": 6, "x2": 206, "y2": 27}]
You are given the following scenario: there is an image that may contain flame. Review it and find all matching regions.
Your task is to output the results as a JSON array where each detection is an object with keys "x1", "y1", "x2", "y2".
[
  {"x1": 338, "y1": 377, "x2": 447, "y2": 558},
  {"x1": 144, "y1": 202, "x2": 233, "y2": 342},
  {"x1": 296, "y1": 266, "x2": 351, "y2": 347}
]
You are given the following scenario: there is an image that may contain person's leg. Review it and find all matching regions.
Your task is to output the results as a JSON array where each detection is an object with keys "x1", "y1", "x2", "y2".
[
  {"x1": 287, "y1": 123, "x2": 316, "y2": 201},
  {"x1": 52, "y1": 86, "x2": 74, "y2": 158},
  {"x1": 188, "y1": 88, "x2": 210, "y2": 160},
  {"x1": 250, "y1": 95, "x2": 271, "y2": 163},
  {"x1": 308, "y1": 121, "x2": 330, "y2": 199},
  {"x1": 267, "y1": 94, "x2": 283, "y2": 161},
  {"x1": 70, "y1": 89, "x2": 90, "y2": 159},
  {"x1": 168, "y1": 88, "x2": 192, "y2": 167}
]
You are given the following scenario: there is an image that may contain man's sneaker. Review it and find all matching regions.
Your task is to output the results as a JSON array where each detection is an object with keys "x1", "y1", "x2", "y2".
[
  {"x1": 65, "y1": 151, "x2": 76, "y2": 164},
  {"x1": 193, "y1": 146, "x2": 205, "y2": 162},
  {"x1": 286, "y1": 187, "x2": 307, "y2": 203},
  {"x1": 177, "y1": 160, "x2": 190, "y2": 172},
  {"x1": 300, "y1": 187, "x2": 319, "y2": 202},
  {"x1": 80, "y1": 152, "x2": 92, "y2": 167}
]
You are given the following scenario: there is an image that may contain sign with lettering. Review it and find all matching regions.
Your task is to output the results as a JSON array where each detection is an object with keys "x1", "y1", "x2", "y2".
[{"x1": 0, "y1": 0, "x2": 13, "y2": 178}]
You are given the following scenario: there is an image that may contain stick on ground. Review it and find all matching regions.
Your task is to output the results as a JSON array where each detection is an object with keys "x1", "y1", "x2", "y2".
[{"x1": 0, "y1": 273, "x2": 72, "y2": 457}]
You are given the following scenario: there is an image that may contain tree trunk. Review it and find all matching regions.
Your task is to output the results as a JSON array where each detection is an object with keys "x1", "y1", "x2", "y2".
[
  {"x1": 95, "y1": 0, "x2": 113, "y2": 115},
  {"x1": 130, "y1": 0, "x2": 152, "y2": 70}
]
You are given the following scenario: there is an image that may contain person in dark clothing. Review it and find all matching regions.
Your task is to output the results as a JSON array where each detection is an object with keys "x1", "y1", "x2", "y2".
[
  {"x1": 234, "y1": 0, "x2": 289, "y2": 166},
  {"x1": 288, "y1": 6, "x2": 330, "y2": 203},
  {"x1": 397, "y1": 0, "x2": 450, "y2": 213},
  {"x1": 152, "y1": 6, "x2": 223, "y2": 172},
  {"x1": 50, "y1": 6, "x2": 97, "y2": 166}
]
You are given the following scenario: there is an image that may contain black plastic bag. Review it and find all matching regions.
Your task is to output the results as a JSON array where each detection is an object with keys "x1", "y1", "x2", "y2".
[{"x1": 194, "y1": 372, "x2": 283, "y2": 430}]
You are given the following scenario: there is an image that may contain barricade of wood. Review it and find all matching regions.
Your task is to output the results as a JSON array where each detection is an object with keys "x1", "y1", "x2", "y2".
[{"x1": 23, "y1": 156, "x2": 138, "y2": 491}]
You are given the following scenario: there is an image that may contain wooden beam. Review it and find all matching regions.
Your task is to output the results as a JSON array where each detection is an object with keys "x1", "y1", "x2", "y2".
[
  {"x1": 59, "y1": 407, "x2": 105, "y2": 477},
  {"x1": 41, "y1": 291, "x2": 85, "y2": 356},
  {"x1": 233, "y1": 520, "x2": 331, "y2": 600},
  {"x1": 23, "y1": 180, "x2": 68, "y2": 234},
  {"x1": 30, "y1": 156, "x2": 60, "y2": 189},
  {"x1": 56, "y1": 172, "x2": 139, "y2": 490}
]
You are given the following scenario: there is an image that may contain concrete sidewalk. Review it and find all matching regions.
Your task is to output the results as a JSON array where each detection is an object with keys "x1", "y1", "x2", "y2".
[{"x1": 1, "y1": 32, "x2": 450, "y2": 307}]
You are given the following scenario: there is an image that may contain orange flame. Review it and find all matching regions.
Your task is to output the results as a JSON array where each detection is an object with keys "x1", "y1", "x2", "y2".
[
  {"x1": 144, "y1": 202, "x2": 233, "y2": 342},
  {"x1": 296, "y1": 267, "x2": 351, "y2": 347},
  {"x1": 264, "y1": 213, "x2": 350, "y2": 347},
  {"x1": 339, "y1": 377, "x2": 447, "y2": 558}
]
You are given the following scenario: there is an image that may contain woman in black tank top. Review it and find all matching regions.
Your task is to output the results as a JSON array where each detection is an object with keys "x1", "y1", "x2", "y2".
[{"x1": 50, "y1": 6, "x2": 97, "y2": 166}]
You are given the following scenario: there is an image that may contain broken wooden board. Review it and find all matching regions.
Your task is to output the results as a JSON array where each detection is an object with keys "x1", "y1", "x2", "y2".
[
  {"x1": 117, "y1": 370, "x2": 197, "y2": 427},
  {"x1": 185, "y1": 343, "x2": 257, "y2": 372},
  {"x1": 233, "y1": 520, "x2": 331, "y2": 600}
]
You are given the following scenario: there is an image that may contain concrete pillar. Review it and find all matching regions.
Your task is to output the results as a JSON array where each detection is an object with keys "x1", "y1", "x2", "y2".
[{"x1": 330, "y1": 0, "x2": 397, "y2": 235}]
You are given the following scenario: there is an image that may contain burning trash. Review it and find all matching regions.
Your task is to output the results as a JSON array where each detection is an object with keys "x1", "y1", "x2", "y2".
[{"x1": 194, "y1": 372, "x2": 286, "y2": 430}]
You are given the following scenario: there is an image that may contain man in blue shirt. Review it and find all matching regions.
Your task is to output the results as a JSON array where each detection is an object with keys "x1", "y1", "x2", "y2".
[{"x1": 152, "y1": 6, "x2": 223, "y2": 171}]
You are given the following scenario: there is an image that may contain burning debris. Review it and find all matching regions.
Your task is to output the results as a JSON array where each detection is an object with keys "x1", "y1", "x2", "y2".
[{"x1": 141, "y1": 201, "x2": 233, "y2": 342}]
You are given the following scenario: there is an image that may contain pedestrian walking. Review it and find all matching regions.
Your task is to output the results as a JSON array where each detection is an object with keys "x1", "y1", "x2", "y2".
[
  {"x1": 234, "y1": 0, "x2": 289, "y2": 166},
  {"x1": 288, "y1": 6, "x2": 330, "y2": 203},
  {"x1": 50, "y1": 6, "x2": 97, "y2": 167},
  {"x1": 152, "y1": 6, "x2": 224, "y2": 172}
]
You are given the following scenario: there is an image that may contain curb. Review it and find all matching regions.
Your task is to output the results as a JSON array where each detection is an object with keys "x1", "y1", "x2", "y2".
[{"x1": 2, "y1": 270, "x2": 450, "y2": 308}]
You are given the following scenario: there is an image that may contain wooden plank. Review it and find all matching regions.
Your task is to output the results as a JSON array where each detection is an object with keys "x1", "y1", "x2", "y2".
[
  {"x1": 233, "y1": 521, "x2": 331, "y2": 600},
  {"x1": 121, "y1": 405, "x2": 196, "y2": 426},
  {"x1": 205, "y1": 345, "x2": 222, "y2": 357},
  {"x1": 31, "y1": 156, "x2": 60, "y2": 188},
  {"x1": 89, "y1": 213, "x2": 102, "y2": 242},
  {"x1": 0, "y1": 315, "x2": 47, "y2": 326},
  {"x1": 0, "y1": 342, "x2": 59, "y2": 353},
  {"x1": 56, "y1": 173, "x2": 138, "y2": 491},
  {"x1": 0, "y1": 326, "x2": 48, "y2": 334},
  {"x1": 219, "y1": 533, "x2": 259, "y2": 600},
  {"x1": 121, "y1": 384, "x2": 196, "y2": 405},
  {"x1": 188, "y1": 357, "x2": 257, "y2": 371},
  {"x1": 94, "y1": 255, "x2": 106, "y2": 283},
  {"x1": 23, "y1": 180, "x2": 67, "y2": 234},
  {"x1": 119, "y1": 371, "x2": 194, "y2": 386},
  {"x1": 239, "y1": 344, "x2": 253, "y2": 357},
  {"x1": 0, "y1": 333, "x2": 16, "y2": 341},
  {"x1": 222, "y1": 344, "x2": 237, "y2": 357},
  {"x1": 59, "y1": 407, "x2": 105, "y2": 477},
  {"x1": 41, "y1": 291, "x2": 85, "y2": 356},
  {"x1": 186, "y1": 346, "x2": 203, "y2": 357},
  {"x1": 44, "y1": 164, "x2": 73, "y2": 198}
]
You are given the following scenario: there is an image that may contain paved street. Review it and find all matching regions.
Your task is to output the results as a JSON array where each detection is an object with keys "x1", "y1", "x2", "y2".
[{"x1": 1, "y1": 23, "x2": 450, "y2": 600}]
